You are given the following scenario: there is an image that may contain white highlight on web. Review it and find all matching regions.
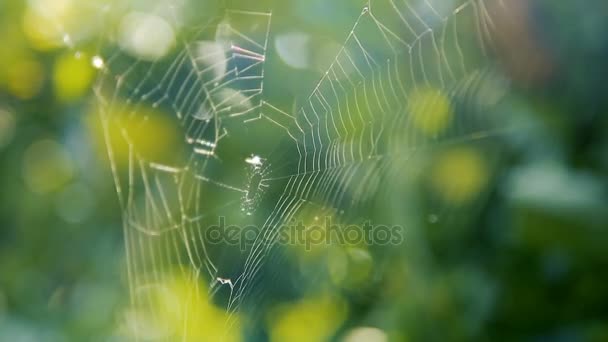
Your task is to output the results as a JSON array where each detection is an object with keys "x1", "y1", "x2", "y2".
[
  {"x1": 91, "y1": 56, "x2": 104, "y2": 69},
  {"x1": 245, "y1": 155, "x2": 263, "y2": 167}
]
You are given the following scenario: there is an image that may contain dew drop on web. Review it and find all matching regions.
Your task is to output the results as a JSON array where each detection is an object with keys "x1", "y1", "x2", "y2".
[{"x1": 91, "y1": 56, "x2": 104, "y2": 69}]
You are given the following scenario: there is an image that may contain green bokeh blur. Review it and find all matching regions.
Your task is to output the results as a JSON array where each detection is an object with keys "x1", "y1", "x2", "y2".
[{"x1": 1, "y1": 0, "x2": 607, "y2": 341}]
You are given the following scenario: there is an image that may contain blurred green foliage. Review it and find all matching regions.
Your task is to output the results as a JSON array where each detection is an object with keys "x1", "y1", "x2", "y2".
[{"x1": 1, "y1": 0, "x2": 607, "y2": 341}]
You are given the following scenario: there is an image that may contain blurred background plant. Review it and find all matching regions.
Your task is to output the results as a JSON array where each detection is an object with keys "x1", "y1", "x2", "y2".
[{"x1": 0, "y1": 0, "x2": 607, "y2": 341}]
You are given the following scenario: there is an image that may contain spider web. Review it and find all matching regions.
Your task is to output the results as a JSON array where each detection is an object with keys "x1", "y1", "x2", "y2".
[{"x1": 89, "y1": 0, "x2": 512, "y2": 339}]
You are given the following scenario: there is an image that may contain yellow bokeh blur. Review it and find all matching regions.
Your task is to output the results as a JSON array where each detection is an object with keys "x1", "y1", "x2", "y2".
[
  {"x1": 87, "y1": 103, "x2": 185, "y2": 169},
  {"x1": 408, "y1": 87, "x2": 452, "y2": 136},
  {"x1": 429, "y1": 147, "x2": 488, "y2": 204},
  {"x1": 22, "y1": 6, "x2": 65, "y2": 51},
  {"x1": 53, "y1": 53, "x2": 96, "y2": 102},
  {"x1": 126, "y1": 272, "x2": 241, "y2": 341},
  {"x1": 6, "y1": 59, "x2": 45, "y2": 100},
  {"x1": 267, "y1": 293, "x2": 348, "y2": 342},
  {"x1": 22, "y1": 0, "x2": 108, "y2": 51}
]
